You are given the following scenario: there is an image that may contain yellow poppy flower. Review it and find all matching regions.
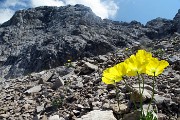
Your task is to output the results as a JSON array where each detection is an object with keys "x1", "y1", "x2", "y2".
[
  {"x1": 124, "y1": 50, "x2": 153, "y2": 76},
  {"x1": 102, "y1": 62, "x2": 127, "y2": 84},
  {"x1": 124, "y1": 55, "x2": 145, "y2": 76},
  {"x1": 135, "y1": 49, "x2": 153, "y2": 63},
  {"x1": 145, "y1": 57, "x2": 169, "y2": 76}
]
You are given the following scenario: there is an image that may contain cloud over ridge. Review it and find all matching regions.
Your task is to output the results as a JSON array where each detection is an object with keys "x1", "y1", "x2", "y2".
[
  {"x1": 31, "y1": 0, "x2": 65, "y2": 7},
  {"x1": 0, "y1": 9, "x2": 14, "y2": 24},
  {"x1": 0, "y1": 0, "x2": 119, "y2": 24}
]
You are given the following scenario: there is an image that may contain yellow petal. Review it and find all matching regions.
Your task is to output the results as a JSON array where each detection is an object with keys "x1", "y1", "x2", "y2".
[
  {"x1": 116, "y1": 62, "x2": 127, "y2": 76},
  {"x1": 102, "y1": 62, "x2": 126, "y2": 84},
  {"x1": 125, "y1": 54, "x2": 146, "y2": 76},
  {"x1": 145, "y1": 58, "x2": 169, "y2": 76},
  {"x1": 155, "y1": 60, "x2": 169, "y2": 76},
  {"x1": 102, "y1": 77, "x2": 115, "y2": 84}
]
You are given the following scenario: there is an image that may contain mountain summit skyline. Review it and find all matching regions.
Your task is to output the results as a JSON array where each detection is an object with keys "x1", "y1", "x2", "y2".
[{"x1": 0, "y1": 0, "x2": 180, "y2": 24}]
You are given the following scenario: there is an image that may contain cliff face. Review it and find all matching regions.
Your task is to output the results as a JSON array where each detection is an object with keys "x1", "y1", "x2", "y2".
[{"x1": 0, "y1": 4, "x2": 179, "y2": 78}]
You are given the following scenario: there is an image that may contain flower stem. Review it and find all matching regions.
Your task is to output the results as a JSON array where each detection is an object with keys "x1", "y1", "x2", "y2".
[
  {"x1": 140, "y1": 74, "x2": 145, "y2": 95},
  {"x1": 147, "y1": 72, "x2": 156, "y2": 112},
  {"x1": 137, "y1": 72, "x2": 143, "y2": 118},
  {"x1": 115, "y1": 83, "x2": 120, "y2": 112}
]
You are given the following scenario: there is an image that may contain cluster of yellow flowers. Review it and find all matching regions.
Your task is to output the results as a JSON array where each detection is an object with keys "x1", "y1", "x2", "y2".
[{"x1": 102, "y1": 49, "x2": 169, "y2": 84}]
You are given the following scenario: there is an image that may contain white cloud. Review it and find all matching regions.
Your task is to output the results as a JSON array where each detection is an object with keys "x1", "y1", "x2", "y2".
[
  {"x1": 0, "y1": 9, "x2": 14, "y2": 24},
  {"x1": 102, "y1": 0, "x2": 119, "y2": 18},
  {"x1": 0, "y1": 0, "x2": 119, "y2": 24},
  {"x1": 63, "y1": 0, "x2": 119, "y2": 19},
  {"x1": 2, "y1": 0, "x2": 27, "y2": 7},
  {"x1": 0, "y1": 0, "x2": 27, "y2": 24},
  {"x1": 30, "y1": 0, "x2": 65, "y2": 7}
]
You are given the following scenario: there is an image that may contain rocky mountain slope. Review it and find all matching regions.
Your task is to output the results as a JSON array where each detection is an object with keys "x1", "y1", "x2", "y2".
[
  {"x1": 0, "y1": 43, "x2": 180, "y2": 120},
  {"x1": 0, "y1": 4, "x2": 179, "y2": 79},
  {"x1": 0, "y1": 4, "x2": 180, "y2": 120}
]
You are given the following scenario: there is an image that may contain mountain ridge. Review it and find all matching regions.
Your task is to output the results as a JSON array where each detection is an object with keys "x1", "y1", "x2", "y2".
[{"x1": 0, "y1": 4, "x2": 179, "y2": 78}]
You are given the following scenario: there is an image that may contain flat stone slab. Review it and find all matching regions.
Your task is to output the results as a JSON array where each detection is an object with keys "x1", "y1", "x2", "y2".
[{"x1": 76, "y1": 110, "x2": 116, "y2": 120}]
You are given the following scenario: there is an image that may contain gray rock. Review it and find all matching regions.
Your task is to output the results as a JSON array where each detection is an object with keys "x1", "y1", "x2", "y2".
[
  {"x1": 131, "y1": 84, "x2": 158, "y2": 93},
  {"x1": 110, "y1": 103, "x2": 129, "y2": 113},
  {"x1": 42, "y1": 115, "x2": 48, "y2": 120},
  {"x1": 130, "y1": 88, "x2": 151, "y2": 102},
  {"x1": 108, "y1": 90, "x2": 116, "y2": 99},
  {"x1": 51, "y1": 77, "x2": 64, "y2": 90},
  {"x1": 102, "y1": 103, "x2": 110, "y2": 109},
  {"x1": 24, "y1": 85, "x2": 42, "y2": 93},
  {"x1": 36, "y1": 105, "x2": 44, "y2": 113},
  {"x1": 41, "y1": 71, "x2": 53, "y2": 82},
  {"x1": 127, "y1": 84, "x2": 152, "y2": 102},
  {"x1": 84, "y1": 62, "x2": 98, "y2": 70},
  {"x1": 33, "y1": 115, "x2": 39, "y2": 120},
  {"x1": 97, "y1": 55, "x2": 108, "y2": 62},
  {"x1": 122, "y1": 111, "x2": 141, "y2": 120},
  {"x1": 154, "y1": 94, "x2": 171, "y2": 105},
  {"x1": 0, "y1": 113, "x2": 10, "y2": 118},
  {"x1": 76, "y1": 110, "x2": 116, "y2": 120},
  {"x1": 74, "y1": 81, "x2": 83, "y2": 88},
  {"x1": 174, "y1": 88, "x2": 180, "y2": 94},
  {"x1": 173, "y1": 60, "x2": 180, "y2": 71},
  {"x1": 168, "y1": 55, "x2": 180, "y2": 64},
  {"x1": 169, "y1": 77, "x2": 179, "y2": 83},
  {"x1": 173, "y1": 9, "x2": 180, "y2": 33},
  {"x1": 48, "y1": 115, "x2": 64, "y2": 120},
  {"x1": 146, "y1": 17, "x2": 175, "y2": 39},
  {"x1": 73, "y1": 110, "x2": 80, "y2": 116},
  {"x1": 158, "y1": 113, "x2": 168, "y2": 120},
  {"x1": 78, "y1": 62, "x2": 98, "y2": 75}
]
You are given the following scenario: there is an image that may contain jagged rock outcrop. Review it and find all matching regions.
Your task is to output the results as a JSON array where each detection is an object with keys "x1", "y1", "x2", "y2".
[
  {"x1": 173, "y1": 9, "x2": 180, "y2": 33},
  {"x1": 145, "y1": 17, "x2": 175, "y2": 39},
  {"x1": 0, "y1": 4, "x2": 179, "y2": 78}
]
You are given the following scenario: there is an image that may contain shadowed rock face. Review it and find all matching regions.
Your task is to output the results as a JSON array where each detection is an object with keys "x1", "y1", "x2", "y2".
[
  {"x1": 0, "y1": 4, "x2": 179, "y2": 78},
  {"x1": 145, "y1": 17, "x2": 176, "y2": 39},
  {"x1": 173, "y1": 9, "x2": 180, "y2": 33}
]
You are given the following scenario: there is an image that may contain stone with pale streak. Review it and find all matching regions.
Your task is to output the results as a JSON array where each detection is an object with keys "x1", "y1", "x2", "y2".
[{"x1": 76, "y1": 110, "x2": 116, "y2": 120}]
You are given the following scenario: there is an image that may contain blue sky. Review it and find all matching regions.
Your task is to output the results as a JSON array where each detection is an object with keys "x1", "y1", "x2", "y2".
[
  {"x1": 115, "y1": 0, "x2": 180, "y2": 24},
  {"x1": 0, "y1": 0, "x2": 180, "y2": 24}
]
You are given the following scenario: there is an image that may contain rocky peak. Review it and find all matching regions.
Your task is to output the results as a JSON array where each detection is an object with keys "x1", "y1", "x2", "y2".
[
  {"x1": 173, "y1": 9, "x2": 180, "y2": 33},
  {"x1": 1, "y1": 4, "x2": 102, "y2": 28},
  {"x1": 173, "y1": 9, "x2": 180, "y2": 21},
  {"x1": 145, "y1": 17, "x2": 175, "y2": 38}
]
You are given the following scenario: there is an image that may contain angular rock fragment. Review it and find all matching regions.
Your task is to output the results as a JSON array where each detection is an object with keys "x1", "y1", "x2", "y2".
[{"x1": 24, "y1": 85, "x2": 42, "y2": 94}]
